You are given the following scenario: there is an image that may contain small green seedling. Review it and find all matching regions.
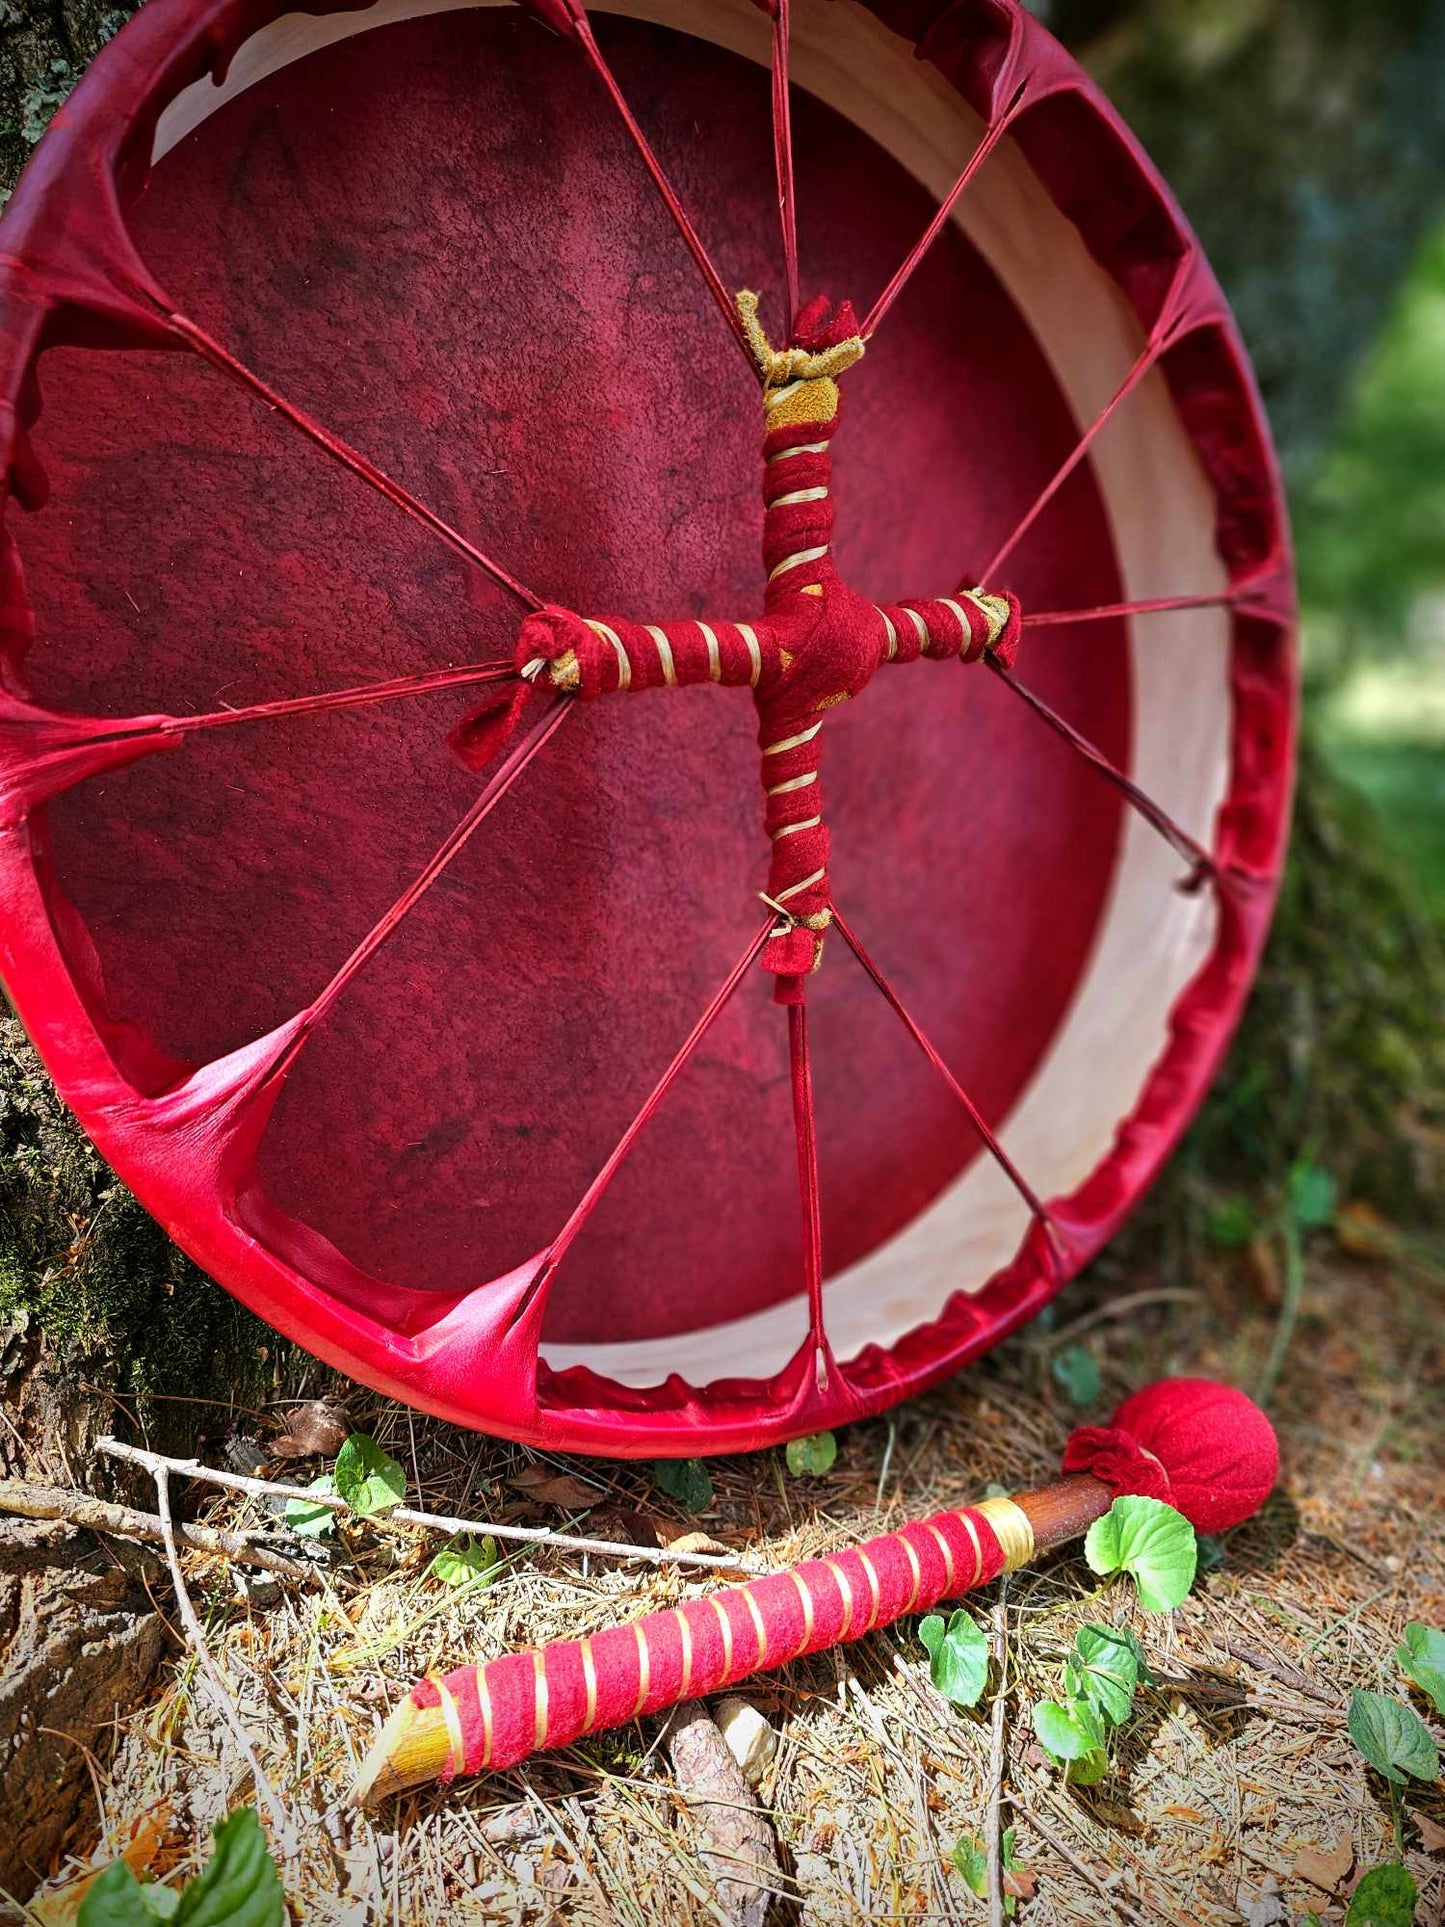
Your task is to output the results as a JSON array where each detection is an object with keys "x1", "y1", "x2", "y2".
[
  {"x1": 1033, "y1": 1622, "x2": 1149, "y2": 1784},
  {"x1": 1346, "y1": 1862, "x2": 1418, "y2": 1927},
  {"x1": 1347, "y1": 1688, "x2": 1440, "y2": 1786},
  {"x1": 430, "y1": 1532, "x2": 498, "y2": 1590},
  {"x1": 283, "y1": 1472, "x2": 337, "y2": 1538},
  {"x1": 652, "y1": 1457, "x2": 714, "y2": 1513},
  {"x1": 917, "y1": 1608, "x2": 990, "y2": 1708},
  {"x1": 786, "y1": 1431, "x2": 837, "y2": 1477},
  {"x1": 333, "y1": 1433, "x2": 407, "y2": 1517},
  {"x1": 1397, "y1": 1623, "x2": 1445, "y2": 1715},
  {"x1": 951, "y1": 1828, "x2": 1030, "y2": 1915}
]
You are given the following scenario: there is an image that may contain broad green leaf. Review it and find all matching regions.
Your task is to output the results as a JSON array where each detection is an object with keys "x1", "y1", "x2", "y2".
[
  {"x1": 917, "y1": 1609, "x2": 990, "y2": 1708},
  {"x1": 785, "y1": 1431, "x2": 837, "y2": 1477},
  {"x1": 1065, "y1": 1747, "x2": 1111, "y2": 1786},
  {"x1": 79, "y1": 1863, "x2": 160, "y2": 1927},
  {"x1": 1397, "y1": 1622, "x2": 1445, "y2": 1714},
  {"x1": 1084, "y1": 1496, "x2": 1198, "y2": 1613},
  {"x1": 1068, "y1": 1624, "x2": 1141, "y2": 1725},
  {"x1": 176, "y1": 1810, "x2": 285, "y2": 1927},
  {"x1": 283, "y1": 1473, "x2": 337, "y2": 1538},
  {"x1": 1347, "y1": 1688, "x2": 1440, "y2": 1785},
  {"x1": 653, "y1": 1457, "x2": 714, "y2": 1514},
  {"x1": 951, "y1": 1829, "x2": 1022, "y2": 1914},
  {"x1": 1032, "y1": 1697, "x2": 1106, "y2": 1763},
  {"x1": 1288, "y1": 1161, "x2": 1338, "y2": 1230},
  {"x1": 1346, "y1": 1862, "x2": 1418, "y2": 1927},
  {"x1": 333, "y1": 1434, "x2": 406, "y2": 1517},
  {"x1": 1051, "y1": 1345, "x2": 1102, "y2": 1407},
  {"x1": 142, "y1": 1890, "x2": 181, "y2": 1921},
  {"x1": 430, "y1": 1532, "x2": 497, "y2": 1590}
]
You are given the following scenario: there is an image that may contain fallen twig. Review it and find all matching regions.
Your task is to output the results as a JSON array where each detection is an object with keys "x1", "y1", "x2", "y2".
[
  {"x1": 98, "y1": 1437, "x2": 765, "y2": 1574},
  {"x1": 986, "y1": 1577, "x2": 1011, "y2": 1927},
  {"x1": 0, "y1": 1476, "x2": 311, "y2": 1579},
  {"x1": 1019, "y1": 1800, "x2": 1153, "y2": 1927},
  {"x1": 150, "y1": 1464, "x2": 298, "y2": 1856}
]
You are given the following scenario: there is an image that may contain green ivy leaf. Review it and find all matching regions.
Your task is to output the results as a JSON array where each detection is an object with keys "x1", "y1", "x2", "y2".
[
  {"x1": 283, "y1": 1473, "x2": 337, "y2": 1538},
  {"x1": 1084, "y1": 1495, "x2": 1198, "y2": 1612},
  {"x1": 79, "y1": 1863, "x2": 162, "y2": 1927},
  {"x1": 334, "y1": 1435, "x2": 406, "y2": 1518},
  {"x1": 1397, "y1": 1622, "x2": 1445, "y2": 1714},
  {"x1": 1050, "y1": 1345, "x2": 1102, "y2": 1407},
  {"x1": 430, "y1": 1533, "x2": 497, "y2": 1590},
  {"x1": 1287, "y1": 1160, "x2": 1338, "y2": 1230},
  {"x1": 1347, "y1": 1688, "x2": 1440, "y2": 1785},
  {"x1": 1068, "y1": 1624, "x2": 1142, "y2": 1725},
  {"x1": 917, "y1": 1609, "x2": 990, "y2": 1708},
  {"x1": 175, "y1": 1810, "x2": 285, "y2": 1927},
  {"x1": 1032, "y1": 1697, "x2": 1106, "y2": 1763},
  {"x1": 785, "y1": 1431, "x2": 837, "y2": 1477},
  {"x1": 1346, "y1": 1862, "x2": 1418, "y2": 1927},
  {"x1": 653, "y1": 1457, "x2": 714, "y2": 1514}
]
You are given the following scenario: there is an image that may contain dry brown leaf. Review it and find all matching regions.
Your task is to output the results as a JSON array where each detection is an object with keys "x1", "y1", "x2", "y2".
[
  {"x1": 1004, "y1": 1867, "x2": 1036, "y2": 1901},
  {"x1": 1293, "y1": 1834, "x2": 1354, "y2": 1893},
  {"x1": 32, "y1": 1805, "x2": 171, "y2": 1925},
  {"x1": 270, "y1": 1399, "x2": 349, "y2": 1459},
  {"x1": 1415, "y1": 1811, "x2": 1445, "y2": 1854},
  {"x1": 588, "y1": 1505, "x2": 662, "y2": 1548},
  {"x1": 507, "y1": 1467, "x2": 603, "y2": 1509},
  {"x1": 656, "y1": 1527, "x2": 736, "y2": 1558}
]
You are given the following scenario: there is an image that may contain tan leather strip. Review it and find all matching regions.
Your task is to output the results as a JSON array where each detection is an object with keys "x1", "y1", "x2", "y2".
[
  {"x1": 580, "y1": 1638, "x2": 599, "y2": 1733},
  {"x1": 957, "y1": 1509, "x2": 986, "y2": 1588},
  {"x1": 632, "y1": 1622, "x2": 653, "y2": 1718},
  {"x1": 743, "y1": 1587, "x2": 770, "y2": 1668},
  {"x1": 532, "y1": 1649, "x2": 549, "y2": 1751},
  {"x1": 790, "y1": 1568, "x2": 817, "y2": 1650},
  {"x1": 434, "y1": 1676, "x2": 466, "y2": 1778},
  {"x1": 709, "y1": 1594, "x2": 735, "y2": 1682},
  {"x1": 857, "y1": 1549, "x2": 883, "y2": 1630},
  {"x1": 926, "y1": 1522, "x2": 958, "y2": 1595},
  {"x1": 677, "y1": 1607, "x2": 695, "y2": 1701},
  {"x1": 898, "y1": 1531, "x2": 925, "y2": 1612},
  {"x1": 824, "y1": 1558, "x2": 856, "y2": 1637}
]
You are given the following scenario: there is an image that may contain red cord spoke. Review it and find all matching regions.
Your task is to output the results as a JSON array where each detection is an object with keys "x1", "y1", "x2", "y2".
[
  {"x1": 986, "y1": 659, "x2": 1216, "y2": 878},
  {"x1": 304, "y1": 693, "x2": 571, "y2": 1031},
  {"x1": 771, "y1": 0, "x2": 800, "y2": 334},
  {"x1": 831, "y1": 906, "x2": 1053, "y2": 1228},
  {"x1": 862, "y1": 102, "x2": 1020, "y2": 342},
  {"x1": 1023, "y1": 590, "x2": 1237, "y2": 630},
  {"x1": 540, "y1": 918, "x2": 771, "y2": 1276},
  {"x1": 162, "y1": 660, "x2": 518, "y2": 738},
  {"x1": 574, "y1": 19, "x2": 754, "y2": 364},
  {"x1": 974, "y1": 340, "x2": 1162, "y2": 584},
  {"x1": 787, "y1": 998, "x2": 830, "y2": 1391},
  {"x1": 166, "y1": 312, "x2": 543, "y2": 610}
]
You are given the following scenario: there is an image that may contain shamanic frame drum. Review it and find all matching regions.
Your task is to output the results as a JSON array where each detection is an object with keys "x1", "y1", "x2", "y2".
[{"x1": 0, "y1": 0, "x2": 1294, "y2": 1453}]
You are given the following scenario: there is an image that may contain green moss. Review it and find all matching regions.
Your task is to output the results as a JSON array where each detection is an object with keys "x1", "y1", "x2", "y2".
[{"x1": 0, "y1": 1016, "x2": 286, "y2": 1428}]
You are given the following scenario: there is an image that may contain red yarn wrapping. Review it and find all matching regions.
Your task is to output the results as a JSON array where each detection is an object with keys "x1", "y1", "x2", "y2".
[
  {"x1": 511, "y1": 302, "x2": 1021, "y2": 1000},
  {"x1": 1061, "y1": 1377, "x2": 1279, "y2": 1533},
  {"x1": 419, "y1": 1501, "x2": 1010, "y2": 1777}
]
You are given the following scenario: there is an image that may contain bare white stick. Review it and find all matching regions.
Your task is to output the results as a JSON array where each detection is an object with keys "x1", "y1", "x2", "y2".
[
  {"x1": 987, "y1": 1577, "x2": 1011, "y2": 1927},
  {"x1": 97, "y1": 1438, "x2": 766, "y2": 1575},
  {"x1": 151, "y1": 1465, "x2": 298, "y2": 1854}
]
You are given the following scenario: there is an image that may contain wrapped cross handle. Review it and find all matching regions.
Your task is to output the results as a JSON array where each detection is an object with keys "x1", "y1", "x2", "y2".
[{"x1": 353, "y1": 1378, "x2": 1277, "y2": 1803}]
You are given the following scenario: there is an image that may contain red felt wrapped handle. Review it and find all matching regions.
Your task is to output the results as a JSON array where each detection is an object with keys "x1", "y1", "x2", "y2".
[{"x1": 413, "y1": 1497, "x2": 1023, "y2": 1779}]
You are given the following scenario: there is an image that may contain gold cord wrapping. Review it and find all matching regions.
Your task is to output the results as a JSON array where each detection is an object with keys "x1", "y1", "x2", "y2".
[
  {"x1": 736, "y1": 289, "x2": 865, "y2": 388},
  {"x1": 974, "y1": 1495, "x2": 1036, "y2": 1573}
]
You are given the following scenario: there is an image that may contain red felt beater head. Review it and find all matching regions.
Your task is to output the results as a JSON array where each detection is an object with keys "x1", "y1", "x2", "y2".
[{"x1": 1061, "y1": 1377, "x2": 1280, "y2": 1532}]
